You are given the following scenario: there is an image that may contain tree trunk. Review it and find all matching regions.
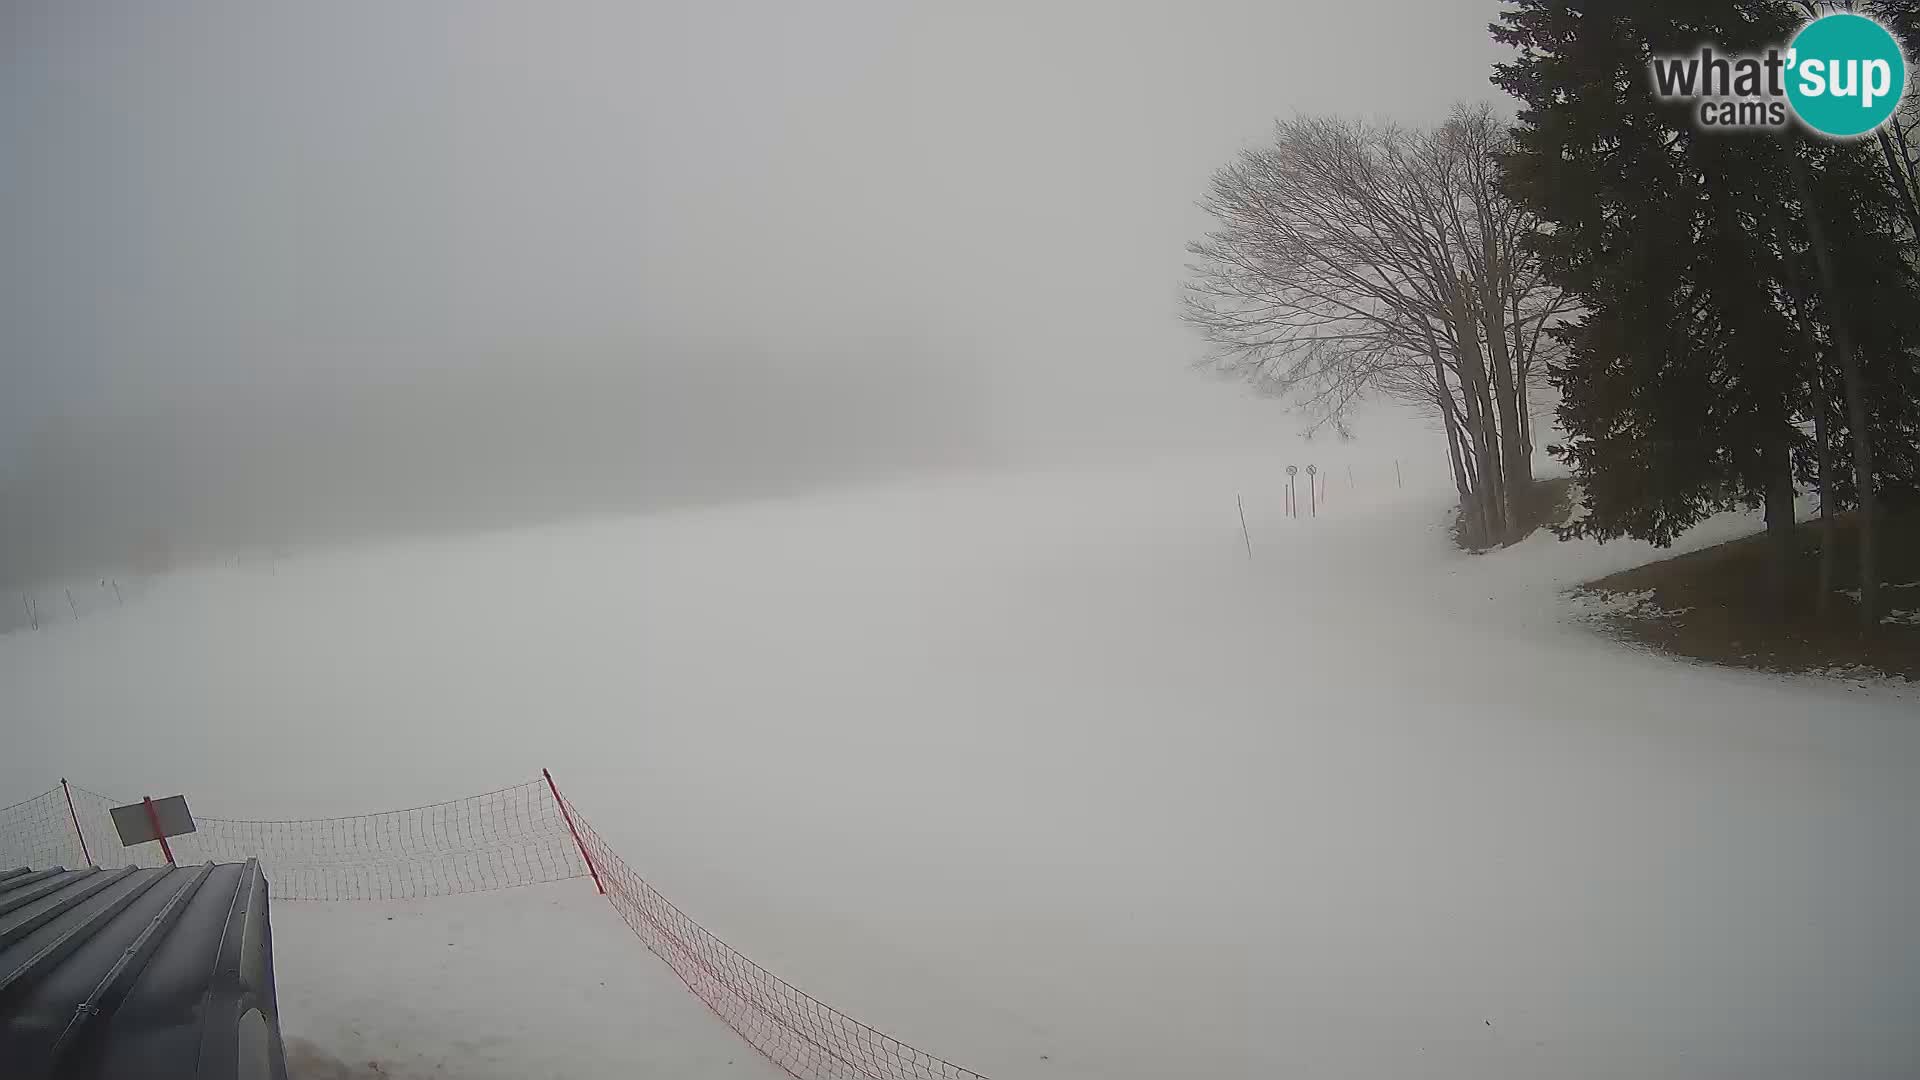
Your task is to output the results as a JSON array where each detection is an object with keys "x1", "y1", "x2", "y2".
[
  {"x1": 1815, "y1": 393, "x2": 1836, "y2": 618},
  {"x1": 1509, "y1": 290, "x2": 1538, "y2": 463},
  {"x1": 1477, "y1": 256, "x2": 1533, "y2": 539},
  {"x1": 1794, "y1": 153, "x2": 1881, "y2": 627},
  {"x1": 1437, "y1": 363, "x2": 1473, "y2": 499},
  {"x1": 1436, "y1": 354, "x2": 1486, "y2": 545},
  {"x1": 1760, "y1": 428, "x2": 1797, "y2": 616},
  {"x1": 1448, "y1": 282, "x2": 1507, "y2": 542},
  {"x1": 1473, "y1": 382, "x2": 1504, "y2": 536},
  {"x1": 1443, "y1": 410, "x2": 1470, "y2": 499},
  {"x1": 1877, "y1": 128, "x2": 1920, "y2": 243},
  {"x1": 1516, "y1": 366, "x2": 1534, "y2": 462},
  {"x1": 1834, "y1": 323, "x2": 1879, "y2": 626},
  {"x1": 1771, "y1": 190, "x2": 1836, "y2": 621}
]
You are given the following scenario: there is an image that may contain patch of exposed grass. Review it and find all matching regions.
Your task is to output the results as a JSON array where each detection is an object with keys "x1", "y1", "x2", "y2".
[{"x1": 1573, "y1": 511, "x2": 1920, "y2": 682}]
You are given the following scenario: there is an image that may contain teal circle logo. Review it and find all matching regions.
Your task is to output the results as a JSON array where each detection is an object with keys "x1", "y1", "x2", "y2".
[{"x1": 1786, "y1": 13, "x2": 1907, "y2": 138}]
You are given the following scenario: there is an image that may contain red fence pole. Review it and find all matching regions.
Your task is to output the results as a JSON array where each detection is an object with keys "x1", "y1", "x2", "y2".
[
  {"x1": 544, "y1": 769, "x2": 605, "y2": 895},
  {"x1": 143, "y1": 795, "x2": 175, "y2": 866},
  {"x1": 61, "y1": 779, "x2": 93, "y2": 868}
]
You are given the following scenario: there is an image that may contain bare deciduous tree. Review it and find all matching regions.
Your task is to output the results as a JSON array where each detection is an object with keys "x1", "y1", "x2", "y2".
[{"x1": 1184, "y1": 105, "x2": 1574, "y2": 546}]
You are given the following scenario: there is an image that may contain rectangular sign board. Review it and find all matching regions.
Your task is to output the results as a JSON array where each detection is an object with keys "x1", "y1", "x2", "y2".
[{"x1": 109, "y1": 795, "x2": 197, "y2": 846}]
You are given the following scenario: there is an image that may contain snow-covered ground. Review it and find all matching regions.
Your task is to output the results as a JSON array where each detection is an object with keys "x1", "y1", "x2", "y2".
[
  {"x1": 277, "y1": 881, "x2": 782, "y2": 1079},
  {"x1": 4, "y1": 430, "x2": 1917, "y2": 1079}
]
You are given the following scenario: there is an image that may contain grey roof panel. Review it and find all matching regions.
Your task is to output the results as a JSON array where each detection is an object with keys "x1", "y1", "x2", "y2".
[{"x1": 0, "y1": 860, "x2": 288, "y2": 1080}]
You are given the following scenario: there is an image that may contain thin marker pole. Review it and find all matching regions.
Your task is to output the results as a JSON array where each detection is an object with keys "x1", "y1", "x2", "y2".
[
  {"x1": 62, "y1": 779, "x2": 94, "y2": 867},
  {"x1": 142, "y1": 796, "x2": 175, "y2": 866},
  {"x1": 1237, "y1": 496, "x2": 1253, "y2": 560},
  {"x1": 544, "y1": 769, "x2": 605, "y2": 895}
]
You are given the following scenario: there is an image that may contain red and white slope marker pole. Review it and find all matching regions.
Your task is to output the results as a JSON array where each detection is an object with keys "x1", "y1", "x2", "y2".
[{"x1": 544, "y1": 768, "x2": 606, "y2": 895}]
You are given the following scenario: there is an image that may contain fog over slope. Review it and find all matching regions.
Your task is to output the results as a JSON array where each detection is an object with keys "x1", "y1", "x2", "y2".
[
  {"x1": 0, "y1": 344, "x2": 988, "y2": 582},
  {"x1": 0, "y1": 1, "x2": 1509, "y2": 584}
]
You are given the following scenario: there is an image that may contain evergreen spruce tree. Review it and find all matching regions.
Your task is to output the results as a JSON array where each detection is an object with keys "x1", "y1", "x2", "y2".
[{"x1": 1495, "y1": 0, "x2": 1918, "y2": 618}]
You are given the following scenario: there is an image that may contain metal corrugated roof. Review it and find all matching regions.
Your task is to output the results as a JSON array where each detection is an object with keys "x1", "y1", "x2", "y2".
[{"x1": 0, "y1": 859, "x2": 287, "y2": 1080}]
